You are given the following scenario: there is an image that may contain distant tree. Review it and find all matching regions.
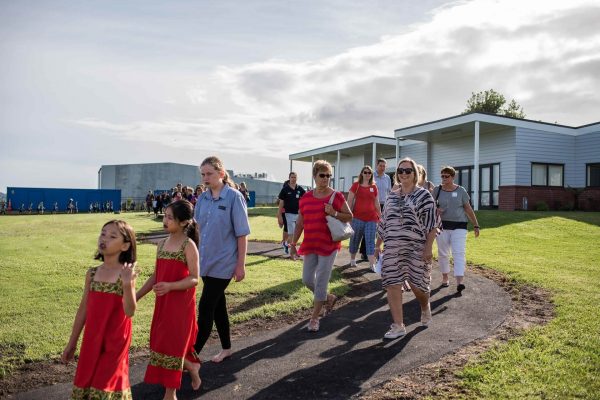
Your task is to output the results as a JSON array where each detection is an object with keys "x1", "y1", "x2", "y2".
[{"x1": 464, "y1": 89, "x2": 526, "y2": 119}]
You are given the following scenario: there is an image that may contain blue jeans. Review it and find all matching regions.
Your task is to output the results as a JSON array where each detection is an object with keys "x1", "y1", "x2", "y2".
[{"x1": 349, "y1": 218, "x2": 376, "y2": 256}]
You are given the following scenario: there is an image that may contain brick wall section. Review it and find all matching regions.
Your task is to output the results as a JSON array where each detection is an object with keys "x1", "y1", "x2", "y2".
[
  {"x1": 579, "y1": 188, "x2": 600, "y2": 211},
  {"x1": 498, "y1": 186, "x2": 600, "y2": 211}
]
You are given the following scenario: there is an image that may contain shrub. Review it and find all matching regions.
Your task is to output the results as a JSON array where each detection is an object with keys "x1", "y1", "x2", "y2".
[
  {"x1": 559, "y1": 202, "x2": 575, "y2": 211},
  {"x1": 535, "y1": 201, "x2": 549, "y2": 211}
]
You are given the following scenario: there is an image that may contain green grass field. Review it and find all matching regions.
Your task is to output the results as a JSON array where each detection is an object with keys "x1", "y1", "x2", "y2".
[
  {"x1": 0, "y1": 211, "x2": 345, "y2": 379},
  {"x1": 1, "y1": 209, "x2": 599, "y2": 399}
]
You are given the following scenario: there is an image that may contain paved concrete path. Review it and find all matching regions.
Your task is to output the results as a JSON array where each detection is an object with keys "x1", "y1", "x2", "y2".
[{"x1": 15, "y1": 241, "x2": 511, "y2": 400}]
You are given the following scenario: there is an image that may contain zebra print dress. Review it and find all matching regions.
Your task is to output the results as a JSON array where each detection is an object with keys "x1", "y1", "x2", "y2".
[{"x1": 377, "y1": 187, "x2": 437, "y2": 292}]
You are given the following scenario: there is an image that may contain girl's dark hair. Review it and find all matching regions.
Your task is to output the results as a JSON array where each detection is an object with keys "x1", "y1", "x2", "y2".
[
  {"x1": 95, "y1": 220, "x2": 137, "y2": 264},
  {"x1": 166, "y1": 200, "x2": 199, "y2": 246}
]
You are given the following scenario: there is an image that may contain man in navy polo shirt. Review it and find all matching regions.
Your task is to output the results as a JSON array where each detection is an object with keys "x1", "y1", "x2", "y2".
[{"x1": 277, "y1": 172, "x2": 306, "y2": 253}]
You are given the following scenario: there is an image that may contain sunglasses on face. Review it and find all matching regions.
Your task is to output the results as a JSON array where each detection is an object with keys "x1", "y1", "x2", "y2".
[
  {"x1": 362, "y1": 171, "x2": 372, "y2": 175},
  {"x1": 397, "y1": 168, "x2": 414, "y2": 175},
  {"x1": 318, "y1": 173, "x2": 332, "y2": 178},
  {"x1": 441, "y1": 174, "x2": 452, "y2": 178}
]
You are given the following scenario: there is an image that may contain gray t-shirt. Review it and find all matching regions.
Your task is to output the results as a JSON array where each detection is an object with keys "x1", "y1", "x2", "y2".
[{"x1": 435, "y1": 186, "x2": 470, "y2": 222}]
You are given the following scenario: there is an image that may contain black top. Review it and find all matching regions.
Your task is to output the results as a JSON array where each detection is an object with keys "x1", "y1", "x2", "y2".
[{"x1": 278, "y1": 185, "x2": 306, "y2": 214}]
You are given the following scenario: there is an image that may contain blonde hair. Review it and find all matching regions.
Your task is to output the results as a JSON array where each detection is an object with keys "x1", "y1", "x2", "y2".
[
  {"x1": 200, "y1": 156, "x2": 234, "y2": 187},
  {"x1": 394, "y1": 157, "x2": 419, "y2": 185},
  {"x1": 417, "y1": 164, "x2": 427, "y2": 185},
  {"x1": 358, "y1": 165, "x2": 374, "y2": 185},
  {"x1": 312, "y1": 160, "x2": 332, "y2": 177}
]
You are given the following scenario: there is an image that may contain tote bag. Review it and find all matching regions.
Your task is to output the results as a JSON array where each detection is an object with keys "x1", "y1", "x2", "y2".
[{"x1": 326, "y1": 192, "x2": 354, "y2": 241}]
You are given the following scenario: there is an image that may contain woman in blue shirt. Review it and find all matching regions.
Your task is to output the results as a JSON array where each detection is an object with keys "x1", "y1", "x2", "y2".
[{"x1": 193, "y1": 156, "x2": 251, "y2": 363}]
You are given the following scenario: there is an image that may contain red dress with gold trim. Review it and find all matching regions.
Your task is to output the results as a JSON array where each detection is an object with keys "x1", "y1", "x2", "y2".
[
  {"x1": 72, "y1": 267, "x2": 132, "y2": 399},
  {"x1": 144, "y1": 239, "x2": 199, "y2": 389}
]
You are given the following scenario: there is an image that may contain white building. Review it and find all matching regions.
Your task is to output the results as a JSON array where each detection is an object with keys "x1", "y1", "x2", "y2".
[{"x1": 289, "y1": 113, "x2": 600, "y2": 211}]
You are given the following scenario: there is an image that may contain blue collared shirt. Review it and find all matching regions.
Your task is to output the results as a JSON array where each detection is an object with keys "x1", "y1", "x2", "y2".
[
  {"x1": 374, "y1": 172, "x2": 392, "y2": 204},
  {"x1": 194, "y1": 184, "x2": 251, "y2": 279}
]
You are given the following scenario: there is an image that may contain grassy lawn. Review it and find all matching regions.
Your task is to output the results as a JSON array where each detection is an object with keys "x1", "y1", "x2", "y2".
[
  {"x1": 0, "y1": 211, "x2": 346, "y2": 378},
  {"x1": 458, "y1": 211, "x2": 600, "y2": 399},
  {"x1": 1, "y1": 209, "x2": 599, "y2": 399}
]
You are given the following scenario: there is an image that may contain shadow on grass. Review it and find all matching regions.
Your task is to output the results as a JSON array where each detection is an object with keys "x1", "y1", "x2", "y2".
[
  {"x1": 228, "y1": 278, "x2": 306, "y2": 314},
  {"x1": 248, "y1": 207, "x2": 278, "y2": 218}
]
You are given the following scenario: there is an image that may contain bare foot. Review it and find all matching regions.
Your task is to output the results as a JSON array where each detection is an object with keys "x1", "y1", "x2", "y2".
[
  {"x1": 163, "y1": 388, "x2": 177, "y2": 400},
  {"x1": 184, "y1": 359, "x2": 202, "y2": 390},
  {"x1": 211, "y1": 349, "x2": 232, "y2": 363}
]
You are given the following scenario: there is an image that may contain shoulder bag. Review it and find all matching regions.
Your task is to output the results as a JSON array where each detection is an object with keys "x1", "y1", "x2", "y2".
[{"x1": 326, "y1": 192, "x2": 354, "y2": 241}]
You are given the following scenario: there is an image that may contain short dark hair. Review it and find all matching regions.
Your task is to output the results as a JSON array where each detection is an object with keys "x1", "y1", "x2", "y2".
[{"x1": 440, "y1": 166, "x2": 456, "y2": 177}]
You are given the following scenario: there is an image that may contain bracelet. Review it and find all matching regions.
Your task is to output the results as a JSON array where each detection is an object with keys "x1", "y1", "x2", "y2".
[{"x1": 474, "y1": 225, "x2": 480, "y2": 229}]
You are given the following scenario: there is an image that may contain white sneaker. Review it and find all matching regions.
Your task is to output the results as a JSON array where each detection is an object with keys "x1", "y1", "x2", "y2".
[
  {"x1": 384, "y1": 323, "x2": 406, "y2": 339},
  {"x1": 350, "y1": 260, "x2": 357, "y2": 267}
]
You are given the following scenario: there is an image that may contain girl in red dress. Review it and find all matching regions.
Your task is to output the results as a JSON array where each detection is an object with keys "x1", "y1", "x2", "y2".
[
  {"x1": 62, "y1": 220, "x2": 138, "y2": 399},
  {"x1": 137, "y1": 200, "x2": 201, "y2": 399}
]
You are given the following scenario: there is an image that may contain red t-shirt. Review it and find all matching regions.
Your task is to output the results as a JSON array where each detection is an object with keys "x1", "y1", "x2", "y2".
[
  {"x1": 298, "y1": 190, "x2": 345, "y2": 256},
  {"x1": 349, "y1": 182, "x2": 379, "y2": 222}
]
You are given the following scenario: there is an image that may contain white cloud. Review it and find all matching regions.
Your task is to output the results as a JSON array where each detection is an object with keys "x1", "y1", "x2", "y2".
[{"x1": 70, "y1": 0, "x2": 600, "y2": 161}]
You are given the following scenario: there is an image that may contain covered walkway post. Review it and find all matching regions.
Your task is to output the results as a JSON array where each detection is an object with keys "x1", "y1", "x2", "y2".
[{"x1": 473, "y1": 121, "x2": 480, "y2": 211}]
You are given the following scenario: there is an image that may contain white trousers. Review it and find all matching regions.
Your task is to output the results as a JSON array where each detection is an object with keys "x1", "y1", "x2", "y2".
[{"x1": 436, "y1": 229, "x2": 467, "y2": 277}]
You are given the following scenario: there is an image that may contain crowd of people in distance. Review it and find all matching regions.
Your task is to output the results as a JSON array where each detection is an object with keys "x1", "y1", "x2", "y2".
[
  {"x1": 146, "y1": 180, "x2": 251, "y2": 219},
  {"x1": 1, "y1": 180, "x2": 252, "y2": 219}
]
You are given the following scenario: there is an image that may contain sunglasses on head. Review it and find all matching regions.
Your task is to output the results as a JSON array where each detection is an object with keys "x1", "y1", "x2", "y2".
[
  {"x1": 441, "y1": 174, "x2": 452, "y2": 178},
  {"x1": 362, "y1": 171, "x2": 372, "y2": 175},
  {"x1": 318, "y1": 173, "x2": 332, "y2": 178},
  {"x1": 397, "y1": 168, "x2": 414, "y2": 175}
]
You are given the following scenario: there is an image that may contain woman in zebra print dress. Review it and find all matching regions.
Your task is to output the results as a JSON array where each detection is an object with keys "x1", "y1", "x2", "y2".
[{"x1": 375, "y1": 158, "x2": 438, "y2": 339}]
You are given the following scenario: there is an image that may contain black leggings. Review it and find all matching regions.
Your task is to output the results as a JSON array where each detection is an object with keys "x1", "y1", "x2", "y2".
[{"x1": 194, "y1": 276, "x2": 232, "y2": 353}]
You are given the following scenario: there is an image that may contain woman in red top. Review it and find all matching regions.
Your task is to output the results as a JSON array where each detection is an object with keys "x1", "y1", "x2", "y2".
[
  {"x1": 289, "y1": 160, "x2": 352, "y2": 332},
  {"x1": 347, "y1": 165, "x2": 382, "y2": 270}
]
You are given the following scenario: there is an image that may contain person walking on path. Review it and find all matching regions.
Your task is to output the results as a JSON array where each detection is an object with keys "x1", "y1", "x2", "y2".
[
  {"x1": 375, "y1": 158, "x2": 438, "y2": 339},
  {"x1": 194, "y1": 156, "x2": 250, "y2": 364},
  {"x1": 136, "y1": 200, "x2": 201, "y2": 398},
  {"x1": 360, "y1": 158, "x2": 392, "y2": 259},
  {"x1": 347, "y1": 165, "x2": 381, "y2": 270},
  {"x1": 433, "y1": 166, "x2": 480, "y2": 292},
  {"x1": 62, "y1": 220, "x2": 138, "y2": 399},
  {"x1": 277, "y1": 172, "x2": 306, "y2": 254},
  {"x1": 290, "y1": 160, "x2": 352, "y2": 332}
]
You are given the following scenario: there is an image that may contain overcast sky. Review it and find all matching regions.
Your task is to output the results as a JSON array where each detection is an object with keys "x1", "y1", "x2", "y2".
[{"x1": 1, "y1": 0, "x2": 599, "y2": 190}]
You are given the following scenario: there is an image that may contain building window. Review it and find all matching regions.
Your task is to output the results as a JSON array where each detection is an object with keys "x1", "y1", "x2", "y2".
[
  {"x1": 531, "y1": 163, "x2": 564, "y2": 187},
  {"x1": 479, "y1": 163, "x2": 500, "y2": 208},
  {"x1": 587, "y1": 163, "x2": 600, "y2": 187},
  {"x1": 454, "y1": 166, "x2": 473, "y2": 200}
]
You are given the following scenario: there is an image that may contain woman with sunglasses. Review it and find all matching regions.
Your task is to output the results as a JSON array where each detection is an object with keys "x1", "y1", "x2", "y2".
[
  {"x1": 289, "y1": 160, "x2": 352, "y2": 332},
  {"x1": 433, "y1": 166, "x2": 480, "y2": 292},
  {"x1": 375, "y1": 158, "x2": 438, "y2": 339},
  {"x1": 347, "y1": 165, "x2": 382, "y2": 270}
]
